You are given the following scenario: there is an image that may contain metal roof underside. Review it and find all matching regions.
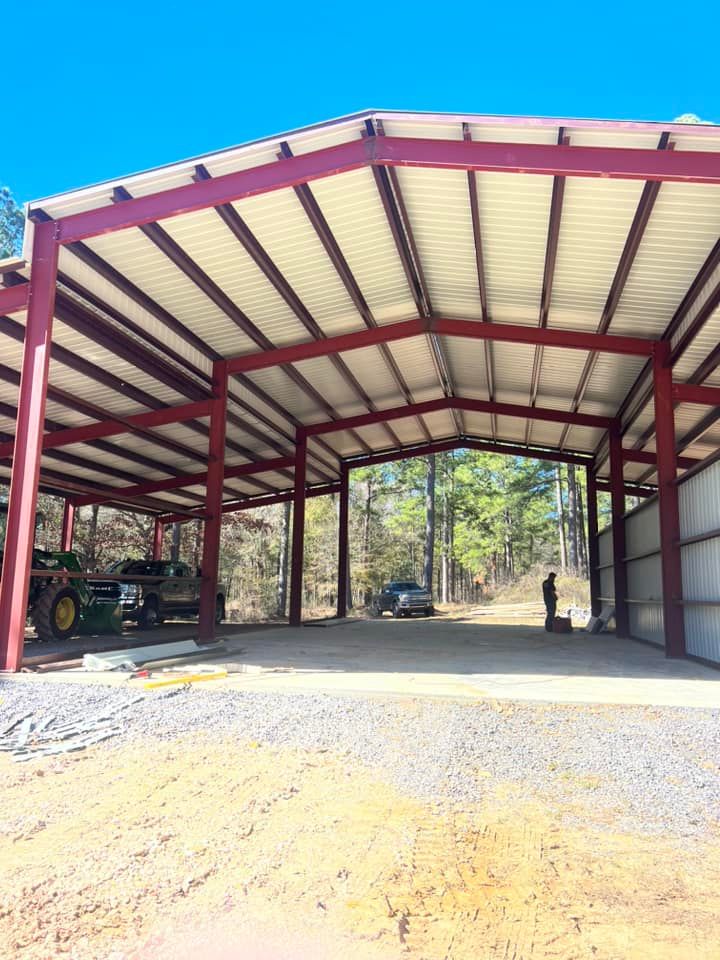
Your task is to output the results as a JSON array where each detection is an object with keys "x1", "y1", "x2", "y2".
[{"x1": 1, "y1": 109, "x2": 720, "y2": 513}]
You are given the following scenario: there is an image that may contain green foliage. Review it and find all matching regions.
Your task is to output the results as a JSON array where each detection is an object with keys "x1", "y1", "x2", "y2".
[{"x1": 0, "y1": 187, "x2": 24, "y2": 259}]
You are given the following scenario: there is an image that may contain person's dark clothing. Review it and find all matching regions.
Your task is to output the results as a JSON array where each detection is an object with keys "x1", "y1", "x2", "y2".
[{"x1": 542, "y1": 577, "x2": 557, "y2": 632}]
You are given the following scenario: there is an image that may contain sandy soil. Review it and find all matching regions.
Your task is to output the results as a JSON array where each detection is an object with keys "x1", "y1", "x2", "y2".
[{"x1": 1, "y1": 734, "x2": 718, "y2": 960}]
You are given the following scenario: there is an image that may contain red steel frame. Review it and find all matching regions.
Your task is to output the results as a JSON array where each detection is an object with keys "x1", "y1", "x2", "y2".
[
  {"x1": 152, "y1": 518, "x2": 164, "y2": 561},
  {"x1": 608, "y1": 424, "x2": 630, "y2": 639},
  {"x1": 336, "y1": 465, "x2": 350, "y2": 619},
  {"x1": 4, "y1": 130, "x2": 720, "y2": 668},
  {"x1": 585, "y1": 469, "x2": 601, "y2": 617},
  {"x1": 654, "y1": 344, "x2": 686, "y2": 657},
  {"x1": 197, "y1": 361, "x2": 228, "y2": 643},
  {"x1": 289, "y1": 433, "x2": 307, "y2": 627},
  {"x1": 0, "y1": 221, "x2": 59, "y2": 672},
  {"x1": 61, "y1": 499, "x2": 75, "y2": 552}
]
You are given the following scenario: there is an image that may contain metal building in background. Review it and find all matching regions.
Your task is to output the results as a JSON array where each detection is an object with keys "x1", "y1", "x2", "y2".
[{"x1": 1, "y1": 110, "x2": 720, "y2": 671}]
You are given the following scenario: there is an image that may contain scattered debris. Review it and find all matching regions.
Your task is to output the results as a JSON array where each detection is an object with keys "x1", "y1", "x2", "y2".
[
  {"x1": 83, "y1": 640, "x2": 224, "y2": 672},
  {"x1": 0, "y1": 695, "x2": 144, "y2": 762},
  {"x1": 142, "y1": 667, "x2": 228, "y2": 689}
]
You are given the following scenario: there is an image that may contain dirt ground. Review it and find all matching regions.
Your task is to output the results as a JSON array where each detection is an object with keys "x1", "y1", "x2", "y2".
[{"x1": 1, "y1": 730, "x2": 718, "y2": 960}]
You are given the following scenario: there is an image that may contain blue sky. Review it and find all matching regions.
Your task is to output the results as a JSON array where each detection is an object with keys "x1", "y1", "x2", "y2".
[{"x1": 4, "y1": 0, "x2": 717, "y2": 203}]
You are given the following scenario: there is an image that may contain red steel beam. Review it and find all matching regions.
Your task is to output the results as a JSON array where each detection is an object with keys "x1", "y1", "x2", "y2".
[
  {"x1": 198, "y1": 361, "x2": 228, "y2": 643},
  {"x1": 152, "y1": 517, "x2": 164, "y2": 561},
  {"x1": 0, "y1": 399, "x2": 212, "y2": 460},
  {"x1": 463, "y1": 122, "x2": 497, "y2": 439},
  {"x1": 157, "y1": 482, "x2": 341, "y2": 525},
  {"x1": 609, "y1": 425, "x2": 630, "y2": 638},
  {"x1": 0, "y1": 222, "x2": 58, "y2": 672},
  {"x1": 61, "y1": 499, "x2": 75, "y2": 552},
  {"x1": 0, "y1": 282, "x2": 29, "y2": 315},
  {"x1": 289, "y1": 434, "x2": 307, "y2": 627},
  {"x1": 73, "y1": 456, "x2": 294, "y2": 507},
  {"x1": 595, "y1": 480, "x2": 655, "y2": 498},
  {"x1": 54, "y1": 136, "x2": 720, "y2": 244},
  {"x1": 346, "y1": 437, "x2": 592, "y2": 470},
  {"x1": 653, "y1": 344, "x2": 685, "y2": 657},
  {"x1": 228, "y1": 316, "x2": 655, "y2": 376},
  {"x1": 622, "y1": 448, "x2": 698, "y2": 470},
  {"x1": 672, "y1": 383, "x2": 720, "y2": 406},
  {"x1": 304, "y1": 397, "x2": 612, "y2": 439},
  {"x1": 336, "y1": 465, "x2": 350, "y2": 619},
  {"x1": 586, "y1": 469, "x2": 601, "y2": 617}
]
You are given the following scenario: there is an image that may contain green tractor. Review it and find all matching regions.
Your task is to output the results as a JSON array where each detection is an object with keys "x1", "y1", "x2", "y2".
[{"x1": 0, "y1": 503, "x2": 122, "y2": 642}]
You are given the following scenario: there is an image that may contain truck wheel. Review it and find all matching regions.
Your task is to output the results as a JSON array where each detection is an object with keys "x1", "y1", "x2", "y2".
[
  {"x1": 139, "y1": 597, "x2": 159, "y2": 629},
  {"x1": 32, "y1": 583, "x2": 81, "y2": 642},
  {"x1": 392, "y1": 602, "x2": 401, "y2": 619},
  {"x1": 215, "y1": 596, "x2": 225, "y2": 624},
  {"x1": 425, "y1": 606, "x2": 434, "y2": 617}
]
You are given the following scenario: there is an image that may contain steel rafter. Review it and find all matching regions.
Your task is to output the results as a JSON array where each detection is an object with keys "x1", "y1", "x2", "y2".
[
  {"x1": 346, "y1": 436, "x2": 592, "y2": 470},
  {"x1": 53, "y1": 135, "x2": 720, "y2": 244},
  {"x1": 112, "y1": 186, "x2": 372, "y2": 456},
  {"x1": 367, "y1": 119, "x2": 464, "y2": 438},
  {"x1": 227, "y1": 316, "x2": 655, "y2": 376},
  {"x1": 0, "y1": 282, "x2": 29, "y2": 315},
  {"x1": 28, "y1": 215, "x2": 338, "y2": 479},
  {"x1": 194, "y1": 162, "x2": 402, "y2": 450},
  {"x1": 527, "y1": 127, "x2": 569, "y2": 445},
  {"x1": 158, "y1": 482, "x2": 341, "y2": 525},
  {"x1": 462, "y1": 123, "x2": 497, "y2": 440},
  {"x1": 275, "y1": 144, "x2": 432, "y2": 444},
  {"x1": 302, "y1": 397, "x2": 612, "y2": 439},
  {"x1": 559, "y1": 132, "x2": 670, "y2": 450}
]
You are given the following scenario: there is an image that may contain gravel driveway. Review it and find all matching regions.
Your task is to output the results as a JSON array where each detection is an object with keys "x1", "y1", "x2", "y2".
[{"x1": 2, "y1": 680, "x2": 718, "y2": 836}]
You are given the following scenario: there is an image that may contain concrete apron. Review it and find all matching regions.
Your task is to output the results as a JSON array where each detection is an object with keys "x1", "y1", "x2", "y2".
[{"x1": 7, "y1": 617, "x2": 720, "y2": 710}]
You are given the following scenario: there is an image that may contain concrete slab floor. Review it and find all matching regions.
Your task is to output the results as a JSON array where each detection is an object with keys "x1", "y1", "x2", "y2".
[{"x1": 13, "y1": 615, "x2": 720, "y2": 709}]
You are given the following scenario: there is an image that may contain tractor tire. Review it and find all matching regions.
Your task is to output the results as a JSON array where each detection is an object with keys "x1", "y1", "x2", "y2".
[
  {"x1": 32, "y1": 583, "x2": 81, "y2": 642},
  {"x1": 215, "y1": 596, "x2": 225, "y2": 624},
  {"x1": 138, "y1": 597, "x2": 160, "y2": 630}
]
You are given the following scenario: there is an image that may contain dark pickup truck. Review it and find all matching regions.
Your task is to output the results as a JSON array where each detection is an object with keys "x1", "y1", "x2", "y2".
[
  {"x1": 371, "y1": 580, "x2": 434, "y2": 618},
  {"x1": 92, "y1": 559, "x2": 226, "y2": 629}
]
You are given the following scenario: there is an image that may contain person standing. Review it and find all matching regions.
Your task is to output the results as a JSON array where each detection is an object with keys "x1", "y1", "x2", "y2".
[{"x1": 542, "y1": 572, "x2": 557, "y2": 632}]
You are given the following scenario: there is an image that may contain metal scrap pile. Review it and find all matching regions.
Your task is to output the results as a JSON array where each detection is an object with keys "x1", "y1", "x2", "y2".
[{"x1": 0, "y1": 694, "x2": 145, "y2": 762}]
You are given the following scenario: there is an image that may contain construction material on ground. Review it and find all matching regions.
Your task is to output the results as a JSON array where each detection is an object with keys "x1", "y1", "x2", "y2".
[
  {"x1": 141, "y1": 667, "x2": 228, "y2": 690},
  {"x1": 553, "y1": 616, "x2": 573, "y2": 633},
  {"x1": 82, "y1": 640, "x2": 222, "y2": 672},
  {"x1": 0, "y1": 695, "x2": 144, "y2": 762},
  {"x1": 586, "y1": 604, "x2": 615, "y2": 634}
]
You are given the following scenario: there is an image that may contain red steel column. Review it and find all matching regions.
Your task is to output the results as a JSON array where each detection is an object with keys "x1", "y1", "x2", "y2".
[
  {"x1": 336, "y1": 464, "x2": 349, "y2": 619},
  {"x1": 585, "y1": 467, "x2": 601, "y2": 618},
  {"x1": 61, "y1": 499, "x2": 76, "y2": 552},
  {"x1": 653, "y1": 343, "x2": 686, "y2": 657},
  {"x1": 152, "y1": 518, "x2": 164, "y2": 561},
  {"x1": 0, "y1": 221, "x2": 59, "y2": 672},
  {"x1": 289, "y1": 432, "x2": 307, "y2": 627},
  {"x1": 608, "y1": 424, "x2": 629, "y2": 639},
  {"x1": 198, "y1": 360, "x2": 228, "y2": 643}
]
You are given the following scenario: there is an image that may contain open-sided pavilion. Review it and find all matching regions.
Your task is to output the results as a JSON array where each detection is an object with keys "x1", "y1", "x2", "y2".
[{"x1": 1, "y1": 109, "x2": 720, "y2": 672}]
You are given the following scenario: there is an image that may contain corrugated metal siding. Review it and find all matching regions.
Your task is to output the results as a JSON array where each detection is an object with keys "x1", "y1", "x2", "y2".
[
  {"x1": 624, "y1": 500, "x2": 664, "y2": 646},
  {"x1": 679, "y1": 459, "x2": 720, "y2": 663},
  {"x1": 598, "y1": 528, "x2": 614, "y2": 600}
]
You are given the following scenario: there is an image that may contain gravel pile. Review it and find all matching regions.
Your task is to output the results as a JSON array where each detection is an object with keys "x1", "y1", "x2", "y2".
[{"x1": 2, "y1": 680, "x2": 718, "y2": 836}]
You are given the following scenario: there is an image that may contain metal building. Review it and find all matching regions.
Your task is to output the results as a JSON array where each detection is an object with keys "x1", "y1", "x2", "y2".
[{"x1": 1, "y1": 110, "x2": 719, "y2": 671}]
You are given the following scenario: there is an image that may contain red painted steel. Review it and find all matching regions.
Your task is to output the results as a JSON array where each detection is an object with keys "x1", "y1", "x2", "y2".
[
  {"x1": 0, "y1": 283, "x2": 30, "y2": 315},
  {"x1": 54, "y1": 135, "x2": 720, "y2": 245},
  {"x1": 228, "y1": 316, "x2": 654, "y2": 375},
  {"x1": 586, "y1": 469, "x2": 601, "y2": 617},
  {"x1": 372, "y1": 136, "x2": 720, "y2": 185},
  {"x1": 608, "y1": 426, "x2": 630, "y2": 639},
  {"x1": 304, "y1": 397, "x2": 612, "y2": 439},
  {"x1": 336, "y1": 465, "x2": 349, "y2": 619},
  {"x1": 158, "y1": 483, "x2": 341, "y2": 525},
  {"x1": 0, "y1": 399, "x2": 213, "y2": 461},
  {"x1": 289, "y1": 434, "x2": 307, "y2": 627},
  {"x1": 61, "y1": 499, "x2": 75, "y2": 552},
  {"x1": 347, "y1": 437, "x2": 591, "y2": 469},
  {"x1": 152, "y1": 518, "x2": 164, "y2": 561},
  {"x1": 672, "y1": 383, "x2": 720, "y2": 406},
  {"x1": 622, "y1": 448, "x2": 698, "y2": 470},
  {"x1": 654, "y1": 347, "x2": 686, "y2": 657},
  {"x1": 73, "y1": 456, "x2": 295, "y2": 507},
  {"x1": 0, "y1": 221, "x2": 58, "y2": 672},
  {"x1": 198, "y1": 361, "x2": 228, "y2": 643}
]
